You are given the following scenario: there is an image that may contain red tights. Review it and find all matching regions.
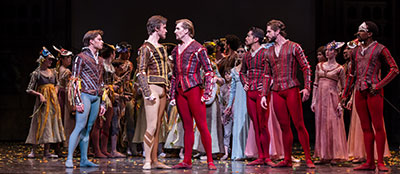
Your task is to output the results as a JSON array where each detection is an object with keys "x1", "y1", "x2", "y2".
[
  {"x1": 176, "y1": 86, "x2": 213, "y2": 164},
  {"x1": 355, "y1": 89, "x2": 386, "y2": 164},
  {"x1": 246, "y1": 90, "x2": 270, "y2": 159},
  {"x1": 273, "y1": 87, "x2": 311, "y2": 161}
]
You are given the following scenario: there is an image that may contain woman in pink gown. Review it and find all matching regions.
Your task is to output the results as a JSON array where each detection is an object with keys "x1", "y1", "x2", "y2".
[
  {"x1": 267, "y1": 94, "x2": 284, "y2": 160},
  {"x1": 311, "y1": 41, "x2": 348, "y2": 163},
  {"x1": 245, "y1": 120, "x2": 258, "y2": 158}
]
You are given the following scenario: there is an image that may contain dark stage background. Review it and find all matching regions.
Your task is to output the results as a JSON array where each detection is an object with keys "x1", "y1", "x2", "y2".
[{"x1": 1, "y1": 0, "x2": 399, "y2": 149}]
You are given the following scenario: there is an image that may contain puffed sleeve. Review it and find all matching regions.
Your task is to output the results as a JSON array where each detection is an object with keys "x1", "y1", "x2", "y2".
[
  {"x1": 137, "y1": 45, "x2": 152, "y2": 98},
  {"x1": 293, "y1": 43, "x2": 312, "y2": 91},
  {"x1": 26, "y1": 70, "x2": 39, "y2": 93},
  {"x1": 197, "y1": 47, "x2": 214, "y2": 100}
]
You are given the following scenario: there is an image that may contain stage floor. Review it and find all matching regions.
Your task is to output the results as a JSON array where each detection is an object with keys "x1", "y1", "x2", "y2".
[{"x1": 0, "y1": 142, "x2": 398, "y2": 173}]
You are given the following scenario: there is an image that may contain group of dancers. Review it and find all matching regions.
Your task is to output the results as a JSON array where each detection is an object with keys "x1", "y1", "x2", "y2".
[{"x1": 25, "y1": 15, "x2": 398, "y2": 172}]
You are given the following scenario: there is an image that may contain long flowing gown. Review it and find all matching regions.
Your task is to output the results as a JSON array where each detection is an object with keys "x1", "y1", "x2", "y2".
[
  {"x1": 228, "y1": 68, "x2": 250, "y2": 160},
  {"x1": 312, "y1": 63, "x2": 348, "y2": 160},
  {"x1": 26, "y1": 69, "x2": 66, "y2": 144},
  {"x1": 268, "y1": 94, "x2": 285, "y2": 159},
  {"x1": 244, "y1": 92, "x2": 284, "y2": 159},
  {"x1": 164, "y1": 104, "x2": 185, "y2": 149},
  {"x1": 245, "y1": 120, "x2": 258, "y2": 158}
]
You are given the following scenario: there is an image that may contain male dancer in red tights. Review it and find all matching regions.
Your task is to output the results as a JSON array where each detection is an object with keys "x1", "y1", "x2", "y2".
[
  {"x1": 342, "y1": 21, "x2": 398, "y2": 172},
  {"x1": 170, "y1": 19, "x2": 216, "y2": 170},
  {"x1": 261, "y1": 19, "x2": 315, "y2": 168},
  {"x1": 240, "y1": 27, "x2": 275, "y2": 166}
]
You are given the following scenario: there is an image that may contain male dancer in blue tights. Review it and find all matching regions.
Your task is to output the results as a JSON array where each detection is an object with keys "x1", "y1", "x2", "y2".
[{"x1": 66, "y1": 29, "x2": 106, "y2": 167}]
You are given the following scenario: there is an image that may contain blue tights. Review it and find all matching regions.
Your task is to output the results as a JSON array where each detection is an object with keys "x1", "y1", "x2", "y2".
[{"x1": 67, "y1": 93, "x2": 100, "y2": 166}]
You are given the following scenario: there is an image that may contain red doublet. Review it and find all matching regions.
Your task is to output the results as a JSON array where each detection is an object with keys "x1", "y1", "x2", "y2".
[
  {"x1": 262, "y1": 41, "x2": 311, "y2": 96},
  {"x1": 170, "y1": 40, "x2": 214, "y2": 101}
]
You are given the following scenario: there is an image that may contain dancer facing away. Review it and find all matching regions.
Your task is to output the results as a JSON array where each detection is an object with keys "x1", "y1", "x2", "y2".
[
  {"x1": 137, "y1": 15, "x2": 171, "y2": 170},
  {"x1": 66, "y1": 30, "x2": 106, "y2": 168},
  {"x1": 342, "y1": 21, "x2": 399, "y2": 172},
  {"x1": 169, "y1": 19, "x2": 217, "y2": 170},
  {"x1": 261, "y1": 19, "x2": 315, "y2": 168},
  {"x1": 239, "y1": 27, "x2": 275, "y2": 167},
  {"x1": 26, "y1": 47, "x2": 65, "y2": 158}
]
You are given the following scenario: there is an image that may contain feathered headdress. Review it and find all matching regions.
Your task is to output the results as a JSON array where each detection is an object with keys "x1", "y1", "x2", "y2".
[
  {"x1": 347, "y1": 38, "x2": 360, "y2": 49},
  {"x1": 115, "y1": 42, "x2": 132, "y2": 53},
  {"x1": 36, "y1": 46, "x2": 55, "y2": 64}
]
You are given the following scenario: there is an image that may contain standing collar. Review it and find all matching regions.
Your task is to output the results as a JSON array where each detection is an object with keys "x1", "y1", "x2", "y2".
[
  {"x1": 82, "y1": 47, "x2": 99, "y2": 63},
  {"x1": 251, "y1": 46, "x2": 263, "y2": 57}
]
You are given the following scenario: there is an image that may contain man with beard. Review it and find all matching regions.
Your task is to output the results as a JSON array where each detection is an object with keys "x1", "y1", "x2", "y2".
[
  {"x1": 170, "y1": 19, "x2": 216, "y2": 170},
  {"x1": 240, "y1": 27, "x2": 275, "y2": 167},
  {"x1": 261, "y1": 19, "x2": 315, "y2": 168},
  {"x1": 137, "y1": 15, "x2": 171, "y2": 170},
  {"x1": 342, "y1": 21, "x2": 399, "y2": 171}
]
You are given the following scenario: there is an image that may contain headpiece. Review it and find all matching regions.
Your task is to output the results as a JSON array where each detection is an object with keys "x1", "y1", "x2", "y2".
[
  {"x1": 203, "y1": 41, "x2": 216, "y2": 47},
  {"x1": 53, "y1": 45, "x2": 73, "y2": 57},
  {"x1": 115, "y1": 42, "x2": 132, "y2": 53},
  {"x1": 326, "y1": 40, "x2": 345, "y2": 51},
  {"x1": 36, "y1": 46, "x2": 55, "y2": 64},
  {"x1": 103, "y1": 43, "x2": 116, "y2": 50}
]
